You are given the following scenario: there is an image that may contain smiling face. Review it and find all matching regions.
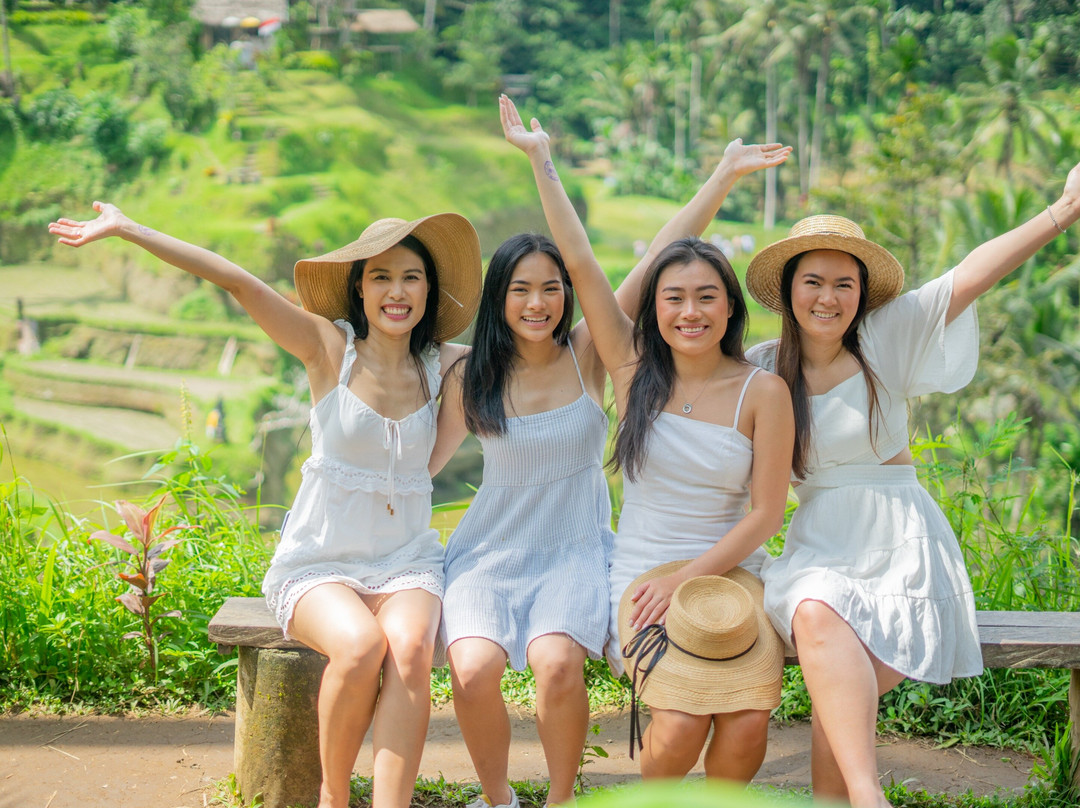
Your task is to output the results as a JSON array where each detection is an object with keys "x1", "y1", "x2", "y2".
[
  {"x1": 789, "y1": 249, "x2": 863, "y2": 342},
  {"x1": 356, "y1": 244, "x2": 430, "y2": 337},
  {"x1": 654, "y1": 260, "x2": 732, "y2": 355},
  {"x1": 503, "y1": 251, "x2": 566, "y2": 346}
]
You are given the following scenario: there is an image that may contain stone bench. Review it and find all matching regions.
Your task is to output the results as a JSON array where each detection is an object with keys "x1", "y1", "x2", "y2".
[{"x1": 209, "y1": 598, "x2": 1080, "y2": 808}]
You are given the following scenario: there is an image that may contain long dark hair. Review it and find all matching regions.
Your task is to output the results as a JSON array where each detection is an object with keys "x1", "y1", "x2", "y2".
[
  {"x1": 611, "y1": 238, "x2": 748, "y2": 482},
  {"x1": 775, "y1": 250, "x2": 883, "y2": 479},
  {"x1": 462, "y1": 233, "x2": 574, "y2": 436},
  {"x1": 344, "y1": 233, "x2": 440, "y2": 401}
]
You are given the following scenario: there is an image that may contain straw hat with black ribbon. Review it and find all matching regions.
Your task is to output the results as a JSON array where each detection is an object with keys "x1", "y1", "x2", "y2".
[
  {"x1": 618, "y1": 560, "x2": 784, "y2": 759},
  {"x1": 294, "y1": 214, "x2": 482, "y2": 343},
  {"x1": 745, "y1": 214, "x2": 905, "y2": 315}
]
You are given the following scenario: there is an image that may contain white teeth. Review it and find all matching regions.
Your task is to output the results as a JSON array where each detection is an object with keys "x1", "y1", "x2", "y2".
[
  {"x1": 811, "y1": 311, "x2": 838, "y2": 320},
  {"x1": 522, "y1": 316, "x2": 548, "y2": 322},
  {"x1": 678, "y1": 326, "x2": 705, "y2": 333},
  {"x1": 384, "y1": 306, "x2": 410, "y2": 315}
]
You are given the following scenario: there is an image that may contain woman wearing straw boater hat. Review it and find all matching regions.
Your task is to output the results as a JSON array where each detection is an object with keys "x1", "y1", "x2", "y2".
[
  {"x1": 49, "y1": 203, "x2": 481, "y2": 808},
  {"x1": 743, "y1": 160, "x2": 1080, "y2": 808},
  {"x1": 502, "y1": 95, "x2": 795, "y2": 784}
]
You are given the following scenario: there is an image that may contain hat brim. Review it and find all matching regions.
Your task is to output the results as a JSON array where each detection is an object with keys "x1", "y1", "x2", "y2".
[
  {"x1": 745, "y1": 232, "x2": 904, "y2": 315},
  {"x1": 617, "y1": 561, "x2": 783, "y2": 715},
  {"x1": 293, "y1": 213, "x2": 481, "y2": 343}
]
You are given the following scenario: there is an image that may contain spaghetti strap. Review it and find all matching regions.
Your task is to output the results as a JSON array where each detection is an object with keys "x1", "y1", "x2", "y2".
[
  {"x1": 567, "y1": 341, "x2": 586, "y2": 395},
  {"x1": 334, "y1": 319, "x2": 358, "y2": 387},
  {"x1": 732, "y1": 366, "x2": 762, "y2": 428}
]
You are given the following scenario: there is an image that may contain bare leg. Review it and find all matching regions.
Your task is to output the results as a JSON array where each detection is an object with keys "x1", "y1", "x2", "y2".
[
  {"x1": 702, "y1": 709, "x2": 770, "y2": 782},
  {"x1": 448, "y1": 637, "x2": 515, "y2": 806},
  {"x1": 639, "y1": 707, "x2": 710, "y2": 778},
  {"x1": 289, "y1": 583, "x2": 388, "y2": 808},
  {"x1": 366, "y1": 589, "x2": 442, "y2": 808},
  {"x1": 792, "y1": 600, "x2": 904, "y2": 808},
  {"x1": 810, "y1": 712, "x2": 848, "y2": 802},
  {"x1": 527, "y1": 634, "x2": 589, "y2": 805}
]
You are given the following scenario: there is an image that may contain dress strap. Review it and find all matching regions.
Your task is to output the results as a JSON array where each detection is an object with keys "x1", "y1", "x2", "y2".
[
  {"x1": 334, "y1": 319, "x2": 358, "y2": 387},
  {"x1": 732, "y1": 366, "x2": 762, "y2": 429},
  {"x1": 567, "y1": 340, "x2": 586, "y2": 395}
]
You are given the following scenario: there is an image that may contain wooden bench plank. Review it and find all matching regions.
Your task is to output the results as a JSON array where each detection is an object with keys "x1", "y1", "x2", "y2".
[{"x1": 208, "y1": 596, "x2": 307, "y2": 651}]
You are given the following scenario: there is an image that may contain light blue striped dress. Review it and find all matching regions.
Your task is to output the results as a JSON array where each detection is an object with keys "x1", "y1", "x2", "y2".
[{"x1": 441, "y1": 343, "x2": 614, "y2": 671}]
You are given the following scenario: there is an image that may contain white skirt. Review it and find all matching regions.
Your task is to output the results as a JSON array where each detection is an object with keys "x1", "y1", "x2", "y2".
[{"x1": 761, "y1": 464, "x2": 983, "y2": 685}]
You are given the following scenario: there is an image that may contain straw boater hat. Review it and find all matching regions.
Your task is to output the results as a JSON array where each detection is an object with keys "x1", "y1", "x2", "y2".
[
  {"x1": 294, "y1": 214, "x2": 482, "y2": 343},
  {"x1": 618, "y1": 561, "x2": 784, "y2": 721},
  {"x1": 745, "y1": 214, "x2": 905, "y2": 315}
]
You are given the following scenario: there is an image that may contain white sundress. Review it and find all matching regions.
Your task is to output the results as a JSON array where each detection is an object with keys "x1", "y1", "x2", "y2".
[
  {"x1": 441, "y1": 342, "x2": 613, "y2": 671},
  {"x1": 607, "y1": 368, "x2": 770, "y2": 677},
  {"x1": 262, "y1": 319, "x2": 444, "y2": 636},
  {"x1": 747, "y1": 268, "x2": 984, "y2": 685}
]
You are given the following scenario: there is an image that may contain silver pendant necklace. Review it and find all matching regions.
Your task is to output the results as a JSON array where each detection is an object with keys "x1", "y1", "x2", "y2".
[{"x1": 676, "y1": 368, "x2": 718, "y2": 414}]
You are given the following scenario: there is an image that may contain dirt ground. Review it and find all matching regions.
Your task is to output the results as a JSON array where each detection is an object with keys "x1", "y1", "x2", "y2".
[{"x1": 0, "y1": 705, "x2": 1034, "y2": 808}]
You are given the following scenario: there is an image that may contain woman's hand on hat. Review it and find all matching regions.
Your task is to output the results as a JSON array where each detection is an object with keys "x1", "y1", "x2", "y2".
[
  {"x1": 630, "y1": 572, "x2": 687, "y2": 630},
  {"x1": 718, "y1": 138, "x2": 793, "y2": 180},
  {"x1": 49, "y1": 201, "x2": 130, "y2": 248},
  {"x1": 500, "y1": 94, "x2": 550, "y2": 158}
]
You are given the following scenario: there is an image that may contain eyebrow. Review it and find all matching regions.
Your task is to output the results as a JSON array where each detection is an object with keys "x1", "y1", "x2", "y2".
[
  {"x1": 509, "y1": 279, "x2": 562, "y2": 286},
  {"x1": 367, "y1": 265, "x2": 423, "y2": 274},
  {"x1": 661, "y1": 284, "x2": 721, "y2": 293},
  {"x1": 801, "y1": 272, "x2": 856, "y2": 283}
]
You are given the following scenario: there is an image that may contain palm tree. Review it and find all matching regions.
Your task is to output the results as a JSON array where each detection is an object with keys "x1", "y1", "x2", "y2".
[{"x1": 1, "y1": 0, "x2": 14, "y2": 99}]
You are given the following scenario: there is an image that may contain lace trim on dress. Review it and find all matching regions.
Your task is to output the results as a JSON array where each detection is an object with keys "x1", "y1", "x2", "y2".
[
  {"x1": 301, "y1": 455, "x2": 433, "y2": 495},
  {"x1": 269, "y1": 566, "x2": 444, "y2": 630}
]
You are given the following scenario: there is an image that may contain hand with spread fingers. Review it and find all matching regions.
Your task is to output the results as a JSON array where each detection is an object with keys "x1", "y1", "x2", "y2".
[
  {"x1": 500, "y1": 94, "x2": 551, "y2": 159},
  {"x1": 719, "y1": 137, "x2": 793, "y2": 179},
  {"x1": 49, "y1": 201, "x2": 131, "y2": 248}
]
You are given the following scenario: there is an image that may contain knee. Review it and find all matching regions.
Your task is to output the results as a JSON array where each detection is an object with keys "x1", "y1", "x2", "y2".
[
  {"x1": 385, "y1": 625, "x2": 436, "y2": 686},
  {"x1": 647, "y1": 710, "x2": 710, "y2": 755},
  {"x1": 791, "y1": 600, "x2": 841, "y2": 649},
  {"x1": 325, "y1": 627, "x2": 388, "y2": 683},
  {"x1": 530, "y1": 653, "x2": 584, "y2": 700},
  {"x1": 716, "y1": 710, "x2": 769, "y2": 758},
  {"x1": 449, "y1": 648, "x2": 505, "y2": 697}
]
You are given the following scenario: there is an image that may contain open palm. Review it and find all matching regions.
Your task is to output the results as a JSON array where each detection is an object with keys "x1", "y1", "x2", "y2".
[
  {"x1": 721, "y1": 138, "x2": 793, "y2": 179},
  {"x1": 48, "y1": 201, "x2": 129, "y2": 248},
  {"x1": 500, "y1": 94, "x2": 550, "y2": 156}
]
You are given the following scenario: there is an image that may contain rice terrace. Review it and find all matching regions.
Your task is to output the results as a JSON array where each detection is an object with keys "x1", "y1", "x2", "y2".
[{"x1": 2, "y1": 1, "x2": 1080, "y2": 807}]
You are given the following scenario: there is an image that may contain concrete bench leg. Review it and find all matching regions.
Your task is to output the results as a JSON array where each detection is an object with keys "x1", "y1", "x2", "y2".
[{"x1": 236, "y1": 646, "x2": 327, "y2": 808}]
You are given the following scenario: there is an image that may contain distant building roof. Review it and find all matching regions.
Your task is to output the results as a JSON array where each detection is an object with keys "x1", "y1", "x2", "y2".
[
  {"x1": 350, "y1": 9, "x2": 420, "y2": 34},
  {"x1": 192, "y1": 0, "x2": 288, "y2": 26}
]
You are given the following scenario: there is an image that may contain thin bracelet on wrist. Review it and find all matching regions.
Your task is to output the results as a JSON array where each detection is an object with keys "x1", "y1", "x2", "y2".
[{"x1": 1047, "y1": 205, "x2": 1067, "y2": 235}]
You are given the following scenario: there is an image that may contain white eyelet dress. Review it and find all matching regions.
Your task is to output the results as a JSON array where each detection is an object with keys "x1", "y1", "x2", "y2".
[
  {"x1": 606, "y1": 368, "x2": 770, "y2": 678},
  {"x1": 441, "y1": 343, "x2": 614, "y2": 671},
  {"x1": 747, "y1": 268, "x2": 984, "y2": 684},
  {"x1": 262, "y1": 320, "x2": 444, "y2": 637}
]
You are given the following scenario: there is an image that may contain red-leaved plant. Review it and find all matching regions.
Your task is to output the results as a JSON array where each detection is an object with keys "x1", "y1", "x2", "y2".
[{"x1": 91, "y1": 496, "x2": 192, "y2": 676}]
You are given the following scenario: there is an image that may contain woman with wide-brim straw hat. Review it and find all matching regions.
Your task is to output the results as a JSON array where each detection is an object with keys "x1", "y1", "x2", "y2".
[
  {"x1": 48, "y1": 203, "x2": 481, "y2": 808},
  {"x1": 743, "y1": 161, "x2": 1080, "y2": 808},
  {"x1": 502, "y1": 94, "x2": 795, "y2": 784}
]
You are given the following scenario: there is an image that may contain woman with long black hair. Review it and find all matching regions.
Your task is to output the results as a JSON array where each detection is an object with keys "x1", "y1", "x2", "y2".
[
  {"x1": 427, "y1": 106, "x2": 790, "y2": 806},
  {"x1": 500, "y1": 95, "x2": 795, "y2": 785}
]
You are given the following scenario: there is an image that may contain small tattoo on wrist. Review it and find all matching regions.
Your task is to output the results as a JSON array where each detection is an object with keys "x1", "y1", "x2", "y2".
[
  {"x1": 544, "y1": 160, "x2": 560, "y2": 182},
  {"x1": 137, "y1": 224, "x2": 157, "y2": 236}
]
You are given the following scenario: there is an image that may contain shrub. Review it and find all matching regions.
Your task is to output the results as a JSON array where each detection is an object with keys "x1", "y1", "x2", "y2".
[
  {"x1": 128, "y1": 119, "x2": 172, "y2": 166},
  {"x1": 283, "y1": 50, "x2": 339, "y2": 74},
  {"x1": 80, "y1": 93, "x2": 132, "y2": 167},
  {"x1": 23, "y1": 89, "x2": 83, "y2": 141}
]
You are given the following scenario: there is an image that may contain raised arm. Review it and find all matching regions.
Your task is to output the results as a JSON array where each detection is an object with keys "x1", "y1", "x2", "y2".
[
  {"x1": 948, "y1": 160, "x2": 1080, "y2": 323},
  {"x1": 612, "y1": 139, "x2": 792, "y2": 317},
  {"x1": 500, "y1": 96, "x2": 635, "y2": 374},
  {"x1": 49, "y1": 202, "x2": 337, "y2": 370},
  {"x1": 627, "y1": 372, "x2": 795, "y2": 629}
]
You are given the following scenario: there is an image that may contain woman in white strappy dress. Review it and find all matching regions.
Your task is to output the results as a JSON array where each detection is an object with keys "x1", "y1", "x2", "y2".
[
  {"x1": 48, "y1": 205, "x2": 482, "y2": 808},
  {"x1": 502, "y1": 95, "x2": 796, "y2": 782}
]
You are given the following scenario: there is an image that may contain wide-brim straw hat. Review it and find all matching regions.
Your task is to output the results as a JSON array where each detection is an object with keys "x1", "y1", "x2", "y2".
[
  {"x1": 617, "y1": 561, "x2": 783, "y2": 715},
  {"x1": 745, "y1": 214, "x2": 905, "y2": 315},
  {"x1": 294, "y1": 214, "x2": 482, "y2": 343}
]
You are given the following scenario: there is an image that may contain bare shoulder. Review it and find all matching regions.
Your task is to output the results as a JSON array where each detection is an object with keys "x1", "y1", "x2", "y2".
[
  {"x1": 745, "y1": 367, "x2": 792, "y2": 408},
  {"x1": 439, "y1": 342, "x2": 471, "y2": 376}
]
